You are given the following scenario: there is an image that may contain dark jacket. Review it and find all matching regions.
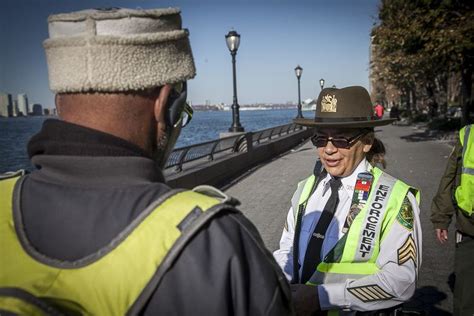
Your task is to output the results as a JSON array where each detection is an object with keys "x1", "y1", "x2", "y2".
[
  {"x1": 19, "y1": 119, "x2": 292, "y2": 315},
  {"x1": 431, "y1": 138, "x2": 474, "y2": 236}
]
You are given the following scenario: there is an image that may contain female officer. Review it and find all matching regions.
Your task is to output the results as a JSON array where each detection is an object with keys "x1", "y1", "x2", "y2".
[{"x1": 274, "y1": 86, "x2": 422, "y2": 315}]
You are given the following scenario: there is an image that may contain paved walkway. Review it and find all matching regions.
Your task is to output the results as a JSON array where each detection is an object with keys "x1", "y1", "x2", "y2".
[{"x1": 225, "y1": 124, "x2": 455, "y2": 315}]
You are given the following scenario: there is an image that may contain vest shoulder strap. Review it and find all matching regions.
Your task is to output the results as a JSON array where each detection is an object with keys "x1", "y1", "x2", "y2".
[
  {"x1": 192, "y1": 185, "x2": 241, "y2": 206},
  {"x1": 291, "y1": 160, "x2": 324, "y2": 221},
  {"x1": 127, "y1": 189, "x2": 238, "y2": 315},
  {"x1": 0, "y1": 170, "x2": 25, "y2": 180}
]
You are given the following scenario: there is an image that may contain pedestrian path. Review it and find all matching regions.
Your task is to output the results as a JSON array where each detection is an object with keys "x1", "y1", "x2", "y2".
[{"x1": 225, "y1": 124, "x2": 455, "y2": 315}]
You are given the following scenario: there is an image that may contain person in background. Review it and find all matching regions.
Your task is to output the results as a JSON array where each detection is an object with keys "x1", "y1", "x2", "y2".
[
  {"x1": 389, "y1": 105, "x2": 400, "y2": 122},
  {"x1": 374, "y1": 102, "x2": 384, "y2": 119},
  {"x1": 274, "y1": 86, "x2": 422, "y2": 315},
  {"x1": 431, "y1": 124, "x2": 474, "y2": 316},
  {"x1": 0, "y1": 8, "x2": 291, "y2": 315}
]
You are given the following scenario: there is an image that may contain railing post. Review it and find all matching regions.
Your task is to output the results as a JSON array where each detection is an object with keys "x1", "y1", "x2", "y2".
[
  {"x1": 210, "y1": 140, "x2": 221, "y2": 161},
  {"x1": 176, "y1": 148, "x2": 190, "y2": 172},
  {"x1": 245, "y1": 132, "x2": 253, "y2": 152}
]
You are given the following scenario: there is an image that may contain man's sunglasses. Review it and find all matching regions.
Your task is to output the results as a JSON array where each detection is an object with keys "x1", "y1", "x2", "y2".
[
  {"x1": 179, "y1": 103, "x2": 193, "y2": 128},
  {"x1": 311, "y1": 131, "x2": 367, "y2": 149},
  {"x1": 167, "y1": 82, "x2": 193, "y2": 128}
]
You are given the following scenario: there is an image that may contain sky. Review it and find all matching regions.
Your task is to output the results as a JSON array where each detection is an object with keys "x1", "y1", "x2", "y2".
[{"x1": 0, "y1": 0, "x2": 380, "y2": 108}]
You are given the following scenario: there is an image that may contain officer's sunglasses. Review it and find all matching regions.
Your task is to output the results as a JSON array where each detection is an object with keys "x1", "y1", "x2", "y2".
[{"x1": 311, "y1": 131, "x2": 367, "y2": 149}]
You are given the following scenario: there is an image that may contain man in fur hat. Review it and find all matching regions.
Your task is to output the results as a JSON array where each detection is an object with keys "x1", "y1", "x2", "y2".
[
  {"x1": 0, "y1": 8, "x2": 291, "y2": 315},
  {"x1": 274, "y1": 86, "x2": 422, "y2": 315}
]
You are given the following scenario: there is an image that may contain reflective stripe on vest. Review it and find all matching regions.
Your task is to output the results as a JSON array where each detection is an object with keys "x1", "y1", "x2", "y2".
[
  {"x1": 455, "y1": 124, "x2": 474, "y2": 216},
  {"x1": 291, "y1": 167, "x2": 417, "y2": 286},
  {"x1": 0, "y1": 175, "x2": 225, "y2": 315},
  {"x1": 291, "y1": 174, "x2": 316, "y2": 223}
]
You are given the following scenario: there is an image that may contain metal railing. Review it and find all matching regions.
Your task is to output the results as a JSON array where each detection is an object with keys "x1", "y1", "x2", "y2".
[
  {"x1": 252, "y1": 124, "x2": 300, "y2": 145},
  {"x1": 165, "y1": 123, "x2": 304, "y2": 172}
]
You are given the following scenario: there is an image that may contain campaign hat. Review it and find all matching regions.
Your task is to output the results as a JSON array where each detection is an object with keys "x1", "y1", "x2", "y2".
[{"x1": 294, "y1": 86, "x2": 395, "y2": 127}]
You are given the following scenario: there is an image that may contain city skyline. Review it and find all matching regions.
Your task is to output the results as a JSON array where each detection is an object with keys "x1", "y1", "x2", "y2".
[
  {"x1": 0, "y1": 91, "x2": 51, "y2": 117},
  {"x1": 0, "y1": 0, "x2": 380, "y2": 109}
]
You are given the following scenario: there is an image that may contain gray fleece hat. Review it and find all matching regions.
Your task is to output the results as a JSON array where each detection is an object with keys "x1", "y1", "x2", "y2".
[{"x1": 43, "y1": 7, "x2": 196, "y2": 93}]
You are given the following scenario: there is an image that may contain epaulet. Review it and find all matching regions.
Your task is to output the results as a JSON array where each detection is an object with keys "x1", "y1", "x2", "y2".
[
  {"x1": 192, "y1": 185, "x2": 241, "y2": 206},
  {"x1": 0, "y1": 169, "x2": 26, "y2": 180}
]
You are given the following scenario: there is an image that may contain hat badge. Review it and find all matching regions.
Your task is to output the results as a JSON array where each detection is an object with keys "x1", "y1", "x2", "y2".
[{"x1": 321, "y1": 94, "x2": 337, "y2": 113}]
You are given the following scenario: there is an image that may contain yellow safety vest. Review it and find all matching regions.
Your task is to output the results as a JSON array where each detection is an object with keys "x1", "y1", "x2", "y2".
[
  {"x1": 455, "y1": 124, "x2": 474, "y2": 216},
  {"x1": 292, "y1": 167, "x2": 419, "y2": 316},
  {"x1": 0, "y1": 173, "x2": 231, "y2": 315}
]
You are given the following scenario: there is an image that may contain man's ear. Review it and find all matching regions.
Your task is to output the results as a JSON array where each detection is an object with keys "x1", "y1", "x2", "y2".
[
  {"x1": 55, "y1": 94, "x2": 62, "y2": 116},
  {"x1": 154, "y1": 84, "x2": 173, "y2": 125}
]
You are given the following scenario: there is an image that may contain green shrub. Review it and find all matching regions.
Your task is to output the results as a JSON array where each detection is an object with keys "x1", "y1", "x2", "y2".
[
  {"x1": 412, "y1": 113, "x2": 429, "y2": 122},
  {"x1": 428, "y1": 117, "x2": 462, "y2": 131}
]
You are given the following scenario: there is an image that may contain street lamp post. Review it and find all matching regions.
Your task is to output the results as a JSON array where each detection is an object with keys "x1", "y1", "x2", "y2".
[
  {"x1": 295, "y1": 65, "x2": 303, "y2": 119},
  {"x1": 225, "y1": 30, "x2": 244, "y2": 132},
  {"x1": 319, "y1": 78, "x2": 325, "y2": 90}
]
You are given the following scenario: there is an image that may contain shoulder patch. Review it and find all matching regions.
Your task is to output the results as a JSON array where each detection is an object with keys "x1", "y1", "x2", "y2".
[
  {"x1": 398, "y1": 234, "x2": 416, "y2": 266},
  {"x1": 347, "y1": 284, "x2": 394, "y2": 302},
  {"x1": 396, "y1": 198, "x2": 413, "y2": 230}
]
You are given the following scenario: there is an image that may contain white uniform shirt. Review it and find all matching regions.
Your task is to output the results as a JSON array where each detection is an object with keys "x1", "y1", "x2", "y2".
[{"x1": 273, "y1": 159, "x2": 422, "y2": 313}]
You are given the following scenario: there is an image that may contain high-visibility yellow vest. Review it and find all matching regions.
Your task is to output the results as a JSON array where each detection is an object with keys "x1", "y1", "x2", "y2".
[
  {"x1": 292, "y1": 167, "x2": 419, "y2": 316},
  {"x1": 455, "y1": 124, "x2": 474, "y2": 216},
  {"x1": 0, "y1": 173, "x2": 231, "y2": 315}
]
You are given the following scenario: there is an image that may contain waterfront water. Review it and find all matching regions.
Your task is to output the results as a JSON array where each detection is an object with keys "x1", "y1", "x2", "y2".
[{"x1": 0, "y1": 109, "x2": 313, "y2": 173}]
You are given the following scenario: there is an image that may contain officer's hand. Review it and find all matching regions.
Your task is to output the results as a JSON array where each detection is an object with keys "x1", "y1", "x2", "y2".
[
  {"x1": 291, "y1": 284, "x2": 325, "y2": 316},
  {"x1": 435, "y1": 228, "x2": 448, "y2": 244}
]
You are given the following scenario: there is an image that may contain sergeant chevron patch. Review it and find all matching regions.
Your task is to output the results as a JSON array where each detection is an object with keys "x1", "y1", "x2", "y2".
[
  {"x1": 347, "y1": 285, "x2": 394, "y2": 302},
  {"x1": 398, "y1": 235, "x2": 416, "y2": 266}
]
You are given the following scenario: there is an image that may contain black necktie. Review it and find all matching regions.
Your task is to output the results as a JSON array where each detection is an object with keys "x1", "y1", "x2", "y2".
[{"x1": 300, "y1": 177, "x2": 341, "y2": 284}]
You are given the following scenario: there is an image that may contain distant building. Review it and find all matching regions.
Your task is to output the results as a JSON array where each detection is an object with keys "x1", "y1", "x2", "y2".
[
  {"x1": 32, "y1": 104, "x2": 43, "y2": 116},
  {"x1": 13, "y1": 100, "x2": 19, "y2": 116},
  {"x1": 8, "y1": 103, "x2": 14, "y2": 117},
  {"x1": 17, "y1": 93, "x2": 29, "y2": 116},
  {"x1": 302, "y1": 98, "x2": 316, "y2": 111},
  {"x1": 0, "y1": 92, "x2": 13, "y2": 117}
]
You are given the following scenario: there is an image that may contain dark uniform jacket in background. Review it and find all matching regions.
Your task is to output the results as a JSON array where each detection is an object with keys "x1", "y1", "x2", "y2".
[
  {"x1": 431, "y1": 139, "x2": 474, "y2": 236},
  {"x1": 21, "y1": 119, "x2": 292, "y2": 315}
]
